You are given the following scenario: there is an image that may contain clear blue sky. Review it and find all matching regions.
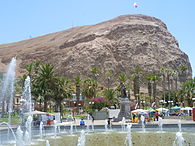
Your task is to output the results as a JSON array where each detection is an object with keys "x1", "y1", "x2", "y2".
[{"x1": 0, "y1": 0, "x2": 195, "y2": 77}]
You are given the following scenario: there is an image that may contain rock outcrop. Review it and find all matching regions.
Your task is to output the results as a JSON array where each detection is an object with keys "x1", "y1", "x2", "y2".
[{"x1": 0, "y1": 14, "x2": 192, "y2": 87}]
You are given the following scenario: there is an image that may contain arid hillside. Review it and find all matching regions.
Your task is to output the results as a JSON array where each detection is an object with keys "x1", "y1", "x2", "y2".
[{"x1": 0, "y1": 14, "x2": 192, "y2": 87}]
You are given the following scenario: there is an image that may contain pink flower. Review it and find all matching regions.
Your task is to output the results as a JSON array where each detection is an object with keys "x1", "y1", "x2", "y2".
[{"x1": 91, "y1": 97, "x2": 104, "y2": 102}]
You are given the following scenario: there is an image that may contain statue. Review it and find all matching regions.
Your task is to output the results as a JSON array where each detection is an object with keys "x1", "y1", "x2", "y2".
[
  {"x1": 121, "y1": 83, "x2": 127, "y2": 98},
  {"x1": 116, "y1": 83, "x2": 131, "y2": 121}
]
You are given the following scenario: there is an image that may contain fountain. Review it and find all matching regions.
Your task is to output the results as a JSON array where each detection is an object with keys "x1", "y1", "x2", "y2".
[
  {"x1": 39, "y1": 121, "x2": 43, "y2": 139},
  {"x1": 173, "y1": 132, "x2": 185, "y2": 146},
  {"x1": 121, "y1": 117, "x2": 126, "y2": 131},
  {"x1": 77, "y1": 130, "x2": 86, "y2": 146},
  {"x1": 104, "y1": 119, "x2": 108, "y2": 132},
  {"x1": 53, "y1": 120, "x2": 57, "y2": 138},
  {"x1": 70, "y1": 121, "x2": 73, "y2": 135},
  {"x1": 158, "y1": 117, "x2": 163, "y2": 132},
  {"x1": 16, "y1": 126, "x2": 24, "y2": 146},
  {"x1": 45, "y1": 140, "x2": 50, "y2": 146},
  {"x1": 178, "y1": 119, "x2": 182, "y2": 132},
  {"x1": 86, "y1": 114, "x2": 90, "y2": 132},
  {"x1": 125, "y1": 123, "x2": 133, "y2": 146},
  {"x1": 0, "y1": 57, "x2": 16, "y2": 126},
  {"x1": 0, "y1": 58, "x2": 195, "y2": 146},
  {"x1": 140, "y1": 115, "x2": 145, "y2": 132},
  {"x1": 24, "y1": 130, "x2": 30, "y2": 145}
]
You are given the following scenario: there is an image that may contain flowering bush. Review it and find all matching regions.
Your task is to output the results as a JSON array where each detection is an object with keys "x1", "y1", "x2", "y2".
[
  {"x1": 91, "y1": 97, "x2": 104, "y2": 102},
  {"x1": 90, "y1": 97, "x2": 107, "y2": 111}
]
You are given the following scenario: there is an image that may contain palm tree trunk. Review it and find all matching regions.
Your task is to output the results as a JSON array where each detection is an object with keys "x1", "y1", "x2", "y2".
[
  {"x1": 76, "y1": 85, "x2": 80, "y2": 111},
  {"x1": 148, "y1": 82, "x2": 152, "y2": 103},
  {"x1": 43, "y1": 97, "x2": 48, "y2": 112},
  {"x1": 153, "y1": 82, "x2": 157, "y2": 106}
]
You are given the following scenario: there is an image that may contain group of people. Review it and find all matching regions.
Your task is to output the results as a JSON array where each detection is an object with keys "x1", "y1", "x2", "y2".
[{"x1": 132, "y1": 110, "x2": 162, "y2": 123}]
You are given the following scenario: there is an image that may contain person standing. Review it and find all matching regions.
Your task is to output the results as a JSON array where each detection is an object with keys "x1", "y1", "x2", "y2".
[{"x1": 155, "y1": 111, "x2": 159, "y2": 121}]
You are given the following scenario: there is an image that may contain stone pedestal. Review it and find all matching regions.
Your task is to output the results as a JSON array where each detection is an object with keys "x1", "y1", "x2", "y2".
[{"x1": 116, "y1": 98, "x2": 131, "y2": 121}]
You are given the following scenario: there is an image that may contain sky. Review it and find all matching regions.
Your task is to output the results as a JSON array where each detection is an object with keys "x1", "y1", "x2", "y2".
[{"x1": 0, "y1": 0, "x2": 195, "y2": 77}]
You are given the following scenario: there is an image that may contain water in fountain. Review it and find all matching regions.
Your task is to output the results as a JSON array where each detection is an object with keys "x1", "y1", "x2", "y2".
[
  {"x1": 178, "y1": 119, "x2": 182, "y2": 132},
  {"x1": 46, "y1": 140, "x2": 50, "y2": 146},
  {"x1": 24, "y1": 130, "x2": 30, "y2": 145},
  {"x1": 86, "y1": 114, "x2": 90, "y2": 132},
  {"x1": 77, "y1": 130, "x2": 86, "y2": 146},
  {"x1": 54, "y1": 120, "x2": 57, "y2": 138},
  {"x1": 40, "y1": 121, "x2": 43, "y2": 139},
  {"x1": 0, "y1": 57, "x2": 16, "y2": 126},
  {"x1": 121, "y1": 117, "x2": 126, "y2": 131},
  {"x1": 173, "y1": 132, "x2": 185, "y2": 146},
  {"x1": 21, "y1": 76, "x2": 33, "y2": 144},
  {"x1": 125, "y1": 123, "x2": 133, "y2": 146},
  {"x1": 16, "y1": 126, "x2": 24, "y2": 146},
  {"x1": 25, "y1": 115, "x2": 33, "y2": 144},
  {"x1": 70, "y1": 121, "x2": 73, "y2": 135},
  {"x1": 104, "y1": 119, "x2": 108, "y2": 132},
  {"x1": 0, "y1": 122, "x2": 17, "y2": 145},
  {"x1": 91, "y1": 121, "x2": 94, "y2": 131},
  {"x1": 158, "y1": 117, "x2": 163, "y2": 132},
  {"x1": 140, "y1": 115, "x2": 145, "y2": 132}
]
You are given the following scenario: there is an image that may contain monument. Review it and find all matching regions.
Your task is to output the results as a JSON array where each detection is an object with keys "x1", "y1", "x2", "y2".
[{"x1": 116, "y1": 83, "x2": 131, "y2": 121}]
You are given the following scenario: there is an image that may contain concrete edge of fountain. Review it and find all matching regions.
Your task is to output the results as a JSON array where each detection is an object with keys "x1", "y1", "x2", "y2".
[{"x1": 1, "y1": 123, "x2": 195, "y2": 132}]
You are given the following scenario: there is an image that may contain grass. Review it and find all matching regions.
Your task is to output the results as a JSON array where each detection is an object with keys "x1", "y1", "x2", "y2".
[
  {"x1": 0, "y1": 115, "x2": 21, "y2": 124},
  {"x1": 62, "y1": 114, "x2": 87, "y2": 119}
]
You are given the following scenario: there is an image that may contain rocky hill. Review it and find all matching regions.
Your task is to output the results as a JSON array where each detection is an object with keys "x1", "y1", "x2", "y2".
[{"x1": 0, "y1": 14, "x2": 192, "y2": 87}]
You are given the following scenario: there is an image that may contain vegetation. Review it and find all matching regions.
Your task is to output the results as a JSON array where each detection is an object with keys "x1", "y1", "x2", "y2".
[{"x1": 13, "y1": 60, "x2": 194, "y2": 115}]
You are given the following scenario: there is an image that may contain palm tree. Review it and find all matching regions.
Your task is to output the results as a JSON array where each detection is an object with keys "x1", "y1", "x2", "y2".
[
  {"x1": 104, "y1": 70, "x2": 113, "y2": 90},
  {"x1": 82, "y1": 78, "x2": 98, "y2": 99},
  {"x1": 133, "y1": 67, "x2": 142, "y2": 108},
  {"x1": 18, "y1": 74, "x2": 27, "y2": 88},
  {"x1": 25, "y1": 63, "x2": 33, "y2": 78},
  {"x1": 74, "y1": 76, "x2": 82, "y2": 109},
  {"x1": 179, "y1": 65, "x2": 188, "y2": 82},
  {"x1": 118, "y1": 74, "x2": 127, "y2": 84},
  {"x1": 126, "y1": 76, "x2": 134, "y2": 100},
  {"x1": 180, "y1": 78, "x2": 195, "y2": 107},
  {"x1": 53, "y1": 77, "x2": 73, "y2": 114},
  {"x1": 160, "y1": 67, "x2": 167, "y2": 103},
  {"x1": 103, "y1": 89, "x2": 117, "y2": 107},
  {"x1": 91, "y1": 67, "x2": 100, "y2": 81},
  {"x1": 145, "y1": 74, "x2": 160, "y2": 105},
  {"x1": 35, "y1": 63, "x2": 56, "y2": 111}
]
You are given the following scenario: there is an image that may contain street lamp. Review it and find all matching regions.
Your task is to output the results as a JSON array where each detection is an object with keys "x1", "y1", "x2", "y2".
[
  {"x1": 73, "y1": 101, "x2": 76, "y2": 107},
  {"x1": 141, "y1": 100, "x2": 145, "y2": 109},
  {"x1": 159, "y1": 100, "x2": 164, "y2": 108},
  {"x1": 168, "y1": 101, "x2": 173, "y2": 108}
]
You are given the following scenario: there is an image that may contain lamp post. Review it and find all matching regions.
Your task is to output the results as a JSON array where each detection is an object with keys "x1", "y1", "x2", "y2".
[
  {"x1": 168, "y1": 101, "x2": 173, "y2": 109},
  {"x1": 159, "y1": 100, "x2": 164, "y2": 108},
  {"x1": 141, "y1": 100, "x2": 145, "y2": 109},
  {"x1": 72, "y1": 101, "x2": 76, "y2": 118}
]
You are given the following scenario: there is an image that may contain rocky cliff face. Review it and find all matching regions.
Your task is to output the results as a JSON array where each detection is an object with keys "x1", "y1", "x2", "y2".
[{"x1": 0, "y1": 14, "x2": 192, "y2": 86}]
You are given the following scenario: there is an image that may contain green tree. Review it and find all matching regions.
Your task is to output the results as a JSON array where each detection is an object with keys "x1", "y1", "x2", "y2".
[
  {"x1": 82, "y1": 78, "x2": 98, "y2": 99},
  {"x1": 103, "y1": 89, "x2": 117, "y2": 107},
  {"x1": 91, "y1": 67, "x2": 100, "y2": 81},
  {"x1": 53, "y1": 77, "x2": 73, "y2": 114},
  {"x1": 133, "y1": 67, "x2": 142, "y2": 107},
  {"x1": 35, "y1": 63, "x2": 56, "y2": 111},
  {"x1": 145, "y1": 74, "x2": 160, "y2": 105},
  {"x1": 180, "y1": 78, "x2": 195, "y2": 107},
  {"x1": 74, "y1": 76, "x2": 82, "y2": 109}
]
